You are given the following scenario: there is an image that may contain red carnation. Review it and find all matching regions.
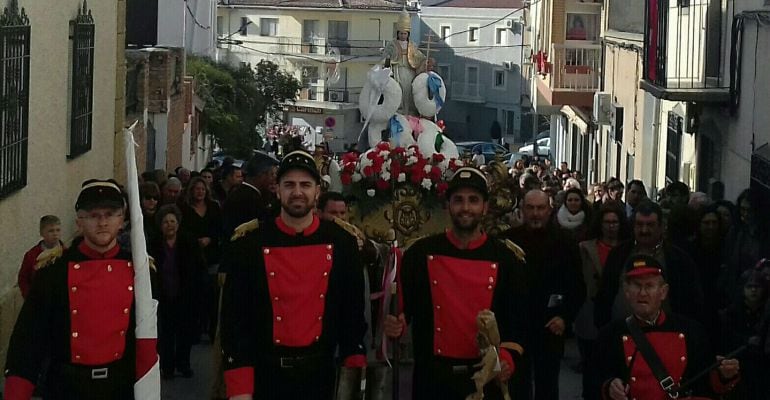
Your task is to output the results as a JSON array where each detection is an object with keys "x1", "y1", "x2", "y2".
[
  {"x1": 430, "y1": 166, "x2": 442, "y2": 181},
  {"x1": 375, "y1": 178, "x2": 390, "y2": 190},
  {"x1": 392, "y1": 147, "x2": 406, "y2": 155},
  {"x1": 436, "y1": 182, "x2": 449, "y2": 195},
  {"x1": 366, "y1": 151, "x2": 378, "y2": 160},
  {"x1": 432, "y1": 153, "x2": 446, "y2": 163},
  {"x1": 376, "y1": 142, "x2": 391, "y2": 151},
  {"x1": 363, "y1": 166, "x2": 374, "y2": 177},
  {"x1": 342, "y1": 152, "x2": 358, "y2": 164}
]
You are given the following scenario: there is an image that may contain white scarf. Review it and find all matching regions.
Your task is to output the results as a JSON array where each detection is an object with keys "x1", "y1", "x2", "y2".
[{"x1": 557, "y1": 205, "x2": 585, "y2": 230}]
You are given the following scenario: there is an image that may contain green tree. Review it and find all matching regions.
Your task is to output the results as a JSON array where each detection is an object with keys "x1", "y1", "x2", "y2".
[{"x1": 187, "y1": 57, "x2": 301, "y2": 159}]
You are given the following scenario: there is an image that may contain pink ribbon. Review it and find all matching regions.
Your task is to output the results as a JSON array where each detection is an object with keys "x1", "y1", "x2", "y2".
[{"x1": 407, "y1": 115, "x2": 424, "y2": 138}]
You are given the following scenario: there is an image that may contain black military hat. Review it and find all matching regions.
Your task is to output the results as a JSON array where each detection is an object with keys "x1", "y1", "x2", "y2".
[
  {"x1": 75, "y1": 179, "x2": 126, "y2": 211},
  {"x1": 446, "y1": 167, "x2": 488, "y2": 199},
  {"x1": 276, "y1": 150, "x2": 320, "y2": 183},
  {"x1": 624, "y1": 254, "x2": 666, "y2": 280},
  {"x1": 243, "y1": 150, "x2": 279, "y2": 177}
]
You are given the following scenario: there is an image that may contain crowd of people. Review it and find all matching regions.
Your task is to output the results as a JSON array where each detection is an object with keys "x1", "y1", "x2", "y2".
[{"x1": 5, "y1": 147, "x2": 770, "y2": 400}]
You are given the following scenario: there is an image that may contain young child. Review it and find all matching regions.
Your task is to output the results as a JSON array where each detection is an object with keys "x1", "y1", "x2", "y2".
[{"x1": 17, "y1": 215, "x2": 64, "y2": 298}]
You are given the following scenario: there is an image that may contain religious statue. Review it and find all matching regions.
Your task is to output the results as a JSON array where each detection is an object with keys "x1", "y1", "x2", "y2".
[{"x1": 383, "y1": 10, "x2": 426, "y2": 116}]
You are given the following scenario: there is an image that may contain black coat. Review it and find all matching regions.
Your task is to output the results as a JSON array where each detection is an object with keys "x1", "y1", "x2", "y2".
[
  {"x1": 179, "y1": 200, "x2": 223, "y2": 266},
  {"x1": 501, "y1": 224, "x2": 585, "y2": 344},
  {"x1": 148, "y1": 232, "x2": 207, "y2": 311}
]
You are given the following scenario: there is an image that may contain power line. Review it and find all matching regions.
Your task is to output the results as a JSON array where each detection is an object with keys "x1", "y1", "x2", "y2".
[
  {"x1": 441, "y1": 0, "x2": 541, "y2": 40},
  {"x1": 185, "y1": 0, "x2": 211, "y2": 30},
  {"x1": 234, "y1": 37, "x2": 527, "y2": 50}
]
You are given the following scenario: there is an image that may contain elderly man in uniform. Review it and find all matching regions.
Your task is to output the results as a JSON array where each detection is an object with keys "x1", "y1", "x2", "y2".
[
  {"x1": 597, "y1": 254, "x2": 740, "y2": 399},
  {"x1": 384, "y1": 167, "x2": 529, "y2": 399},
  {"x1": 4, "y1": 180, "x2": 141, "y2": 400},
  {"x1": 220, "y1": 150, "x2": 367, "y2": 400}
]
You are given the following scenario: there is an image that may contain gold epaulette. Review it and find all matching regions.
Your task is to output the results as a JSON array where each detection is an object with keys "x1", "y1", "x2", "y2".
[
  {"x1": 231, "y1": 219, "x2": 260, "y2": 242},
  {"x1": 501, "y1": 239, "x2": 526, "y2": 263},
  {"x1": 34, "y1": 245, "x2": 63, "y2": 270},
  {"x1": 333, "y1": 217, "x2": 365, "y2": 241},
  {"x1": 403, "y1": 234, "x2": 429, "y2": 250}
]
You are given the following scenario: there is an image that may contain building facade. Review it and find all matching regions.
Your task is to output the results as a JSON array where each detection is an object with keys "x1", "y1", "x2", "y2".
[
  {"x1": 217, "y1": 0, "x2": 409, "y2": 152},
  {"x1": 126, "y1": 0, "x2": 219, "y2": 58},
  {"x1": 0, "y1": 0, "x2": 122, "y2": 380},
  {"x1": 416, "y1": 0, "x2": 526, "y2": 144},
  {"x1": 527, "y1": 0, "x2": 603, "y2": 174}
]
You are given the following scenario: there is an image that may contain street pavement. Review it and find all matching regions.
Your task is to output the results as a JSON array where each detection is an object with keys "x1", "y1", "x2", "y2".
[{"x1": 162, "y1": 339, "x2": 584, "y2": 400}]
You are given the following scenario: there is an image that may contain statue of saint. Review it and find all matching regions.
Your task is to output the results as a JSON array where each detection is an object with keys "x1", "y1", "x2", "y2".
[{"x1": 383, "y1": 10, "x2": 426, "y2": 116}]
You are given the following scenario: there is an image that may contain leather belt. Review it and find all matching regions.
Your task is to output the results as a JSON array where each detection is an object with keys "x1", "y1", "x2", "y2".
[{"x1": 277, "y1": 353, "x2": 322, "y2": 369}]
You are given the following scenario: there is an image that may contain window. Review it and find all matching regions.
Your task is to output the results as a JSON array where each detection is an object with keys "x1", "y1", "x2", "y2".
[
  {"x1": 677, "y1": 0, "x2": 690, "y2": 7},
  {"x1": 303, "y1": 20, "x2": 319, "y2": 41},
  {"x1": 216, "y1": 16, "x2": 224, "y2": 36},
  {"x1": 302, "y1": 66, "x2": 320, "y2": 85},
  {"x1": 665, "y1": 112, "x2": 683, "y2": 184},
  {"x1": 260, "y1": 18, "x2": 278, "y2": 36},
  {"x1": 239, "y1": 16, "x2": 249, "y2": 36},
  {"x1": 328, "y1": 20, "x2": 349, "y2": 54},
  {"x1": 436, "y1": 64, "x2": 451, "y2": 83},
  {"x1": 495, "y1": 28, "x2": 506, "y2": 45},
  {"x1": 467, "y1": 66, "x2": 479, "y2": 84},
  {"x1": 0, "y1": 2, "x2": 30, "y2": 198},
  {"x1": 494, "y1": 70, "x2": 505, "y2": 88},
  {"x1": 468, "y1": 26, "x2": 479, "y2": 43},
  {"x1": 69, "y1": 1, "x2": 95, "y2": 159},
  {"x1": 566, "y1": 13, "x2": 599, "y2": 41},
  {"x1": 440, "y1": 25, "x2": 451, "y2": 42}
]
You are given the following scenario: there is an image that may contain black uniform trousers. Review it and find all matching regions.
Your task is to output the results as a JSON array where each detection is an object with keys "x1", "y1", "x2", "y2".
[
  {"x1": 44, "y1": 359, "x2": 133, "y2": 400},
  {"x1": 515, "y1": 332, "x2": 564, "y2": 400},
  {"x1": 413, "y1": 357, "x2": 508, "y2": 400}
]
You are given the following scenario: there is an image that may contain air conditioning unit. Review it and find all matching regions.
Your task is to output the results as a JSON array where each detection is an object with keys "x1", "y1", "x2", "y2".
[
  {"x1": 505, "y1": 19, "x2": 514, "y2": 28},
  {"x1": 328, "y1": 89, "x2": 346, "y2": 103},
  {"x1": 503, "y1": 61, "x2": 513, "y2": 70},
  {"x1": 610, "y1": 102, "x2": 624, "y2": 143},
  {"x1": 593, "y1": 92, "x2": 612, "y2": 125}
]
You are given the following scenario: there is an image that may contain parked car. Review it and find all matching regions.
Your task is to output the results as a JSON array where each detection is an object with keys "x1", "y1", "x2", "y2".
[
  {"x1": 455, "y1": 141, "x2": 511, "y2": 164},
  {"x1": 518, "y1": 137, "x2": 551, "y2": 158}
]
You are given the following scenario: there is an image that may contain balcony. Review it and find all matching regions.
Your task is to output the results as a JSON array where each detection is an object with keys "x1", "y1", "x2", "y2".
[
  {"x1": 453, "y1": 83, "x2": 485, "y2": 103},
  {"x1": 275, "y1": 37, "x2": 386, "y2": 60},
  {"x1": 641, "y1": 0, "x2": 730, "y2": 103},
  {"x1": 535, "y1": 43, "x2": 601, "y2": 109}
]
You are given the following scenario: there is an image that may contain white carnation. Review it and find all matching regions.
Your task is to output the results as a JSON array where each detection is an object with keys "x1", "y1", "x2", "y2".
[
  {"x1": 423, "y1": 164, "x2": 432, "y2": 174},
  {"x1": 406, "y1": 156, "x2": 418, "y2": 166},
  {"x1": 352, "y1": 173, "x2": 363, "y2": 182},
  {"x1": 397, "y1": 173, "x2": 406, "y2": 182},
  {"x1": 367, "y1": 189, "x2": 376, "y2": 197},
  {"x1": 380, "y1": 172, "x2": 391, "y2": 181},
  {"x1": 421, "y1": 178, "x2": 432, "y2": 190},
  {"x1": 359, "y1": 156, "x2": 373, "y2": 168},
  {"x1": 379, "y1": 150, "x2": 390, "y2": 158}
]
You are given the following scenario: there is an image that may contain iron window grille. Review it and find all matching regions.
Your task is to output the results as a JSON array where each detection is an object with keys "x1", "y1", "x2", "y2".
[
  {"x1": 0, "y1": 0, "x2": 30, "y2": 198},
  {"x1": 68, "y1": 1, "x2": 94, "y2": 158}
]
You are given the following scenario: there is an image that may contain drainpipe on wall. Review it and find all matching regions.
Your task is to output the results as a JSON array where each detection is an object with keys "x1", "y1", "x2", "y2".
[{"x1": 649, "y1": 96, "x2": 661, "y2": 200}]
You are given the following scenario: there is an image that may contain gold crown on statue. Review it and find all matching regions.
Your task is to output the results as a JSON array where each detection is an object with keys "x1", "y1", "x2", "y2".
[{"x1": 396, "y1": 10, "x2": 411, "y2": 33}]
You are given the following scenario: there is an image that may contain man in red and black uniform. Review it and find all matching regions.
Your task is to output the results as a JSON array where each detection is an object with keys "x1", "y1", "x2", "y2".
[
  {"x1": 4, "y1": 180, "x2": 139, "y2": 400},
  {"x1": 220, "y1": 150, "x2": 367, "y2": 400},
  {"x1": 597, "y1": 254, "x2": 740, "y2": 400},
  {"x1": 385, "y1": 167, "x2": 529, "y2": 399}
]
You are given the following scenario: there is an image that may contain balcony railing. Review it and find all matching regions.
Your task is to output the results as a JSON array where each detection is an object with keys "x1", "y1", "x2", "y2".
[
  {"x1": 453, "y1": 83, "x2": 484, "y2": 103},
  {"x1": 642, "y1": 0, "x2": 729, "y2": 101},
  {"x1": 550, "y1": 44, "x2": 601, "y2": 91},
  {"x1": 275, "y1": 37, "x2": 386, "y2": 57}
]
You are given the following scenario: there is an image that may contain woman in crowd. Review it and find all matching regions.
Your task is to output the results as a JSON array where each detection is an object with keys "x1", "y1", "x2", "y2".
[
  {"x1": 688, "y1": 204, "x2": 728, "y2": 337},
  {"x1": 719, "y1": 262, "x2": 770, "y2": 400},
  {"x1": 139, "y1": 181, "x2": 161, "y2": 245},
  {"x1": 149, "y1": 205, "x2": 207, "y2": 380},
  {"x1": 555, "y1": 187, "x2": 591, "y2": 242},
  {"x1": 574, "y1": 203, "x2": 628, "y2": 400},
  {"x1": 178, "y1": 176, "x2": 223, "y2": 341}
]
